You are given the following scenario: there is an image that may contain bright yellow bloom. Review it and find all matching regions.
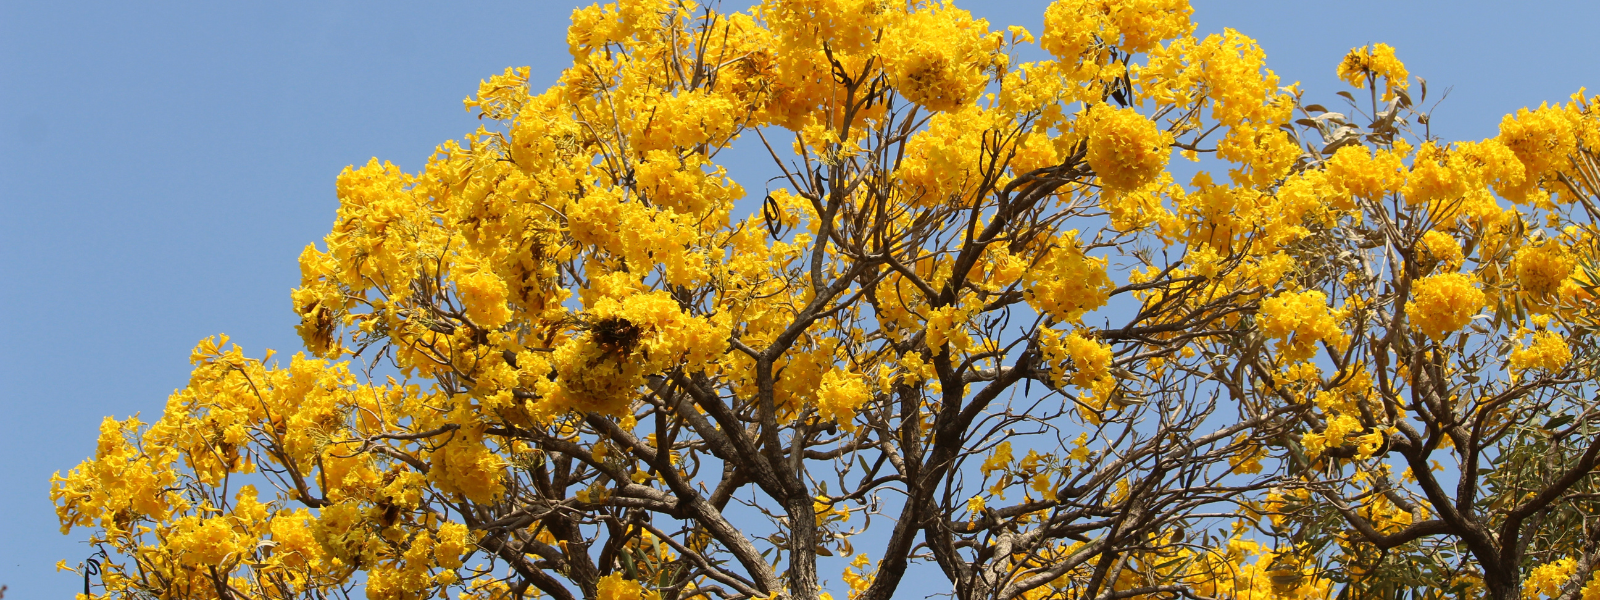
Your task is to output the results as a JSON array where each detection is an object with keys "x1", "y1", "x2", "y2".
[
  {"x1": 597, "y1": 573, "x2": 663, "y2": 600},
  {"x1": 1337, "y1": 43, "x2": 1409, "y2": 101},
  {"x1": 1325, "y1": 139, "x2": 1410, "y2": 202},
  {"x1": 1498, "y1": 102, "x2": 1581, "y2": 199},
  {"x1": 981, "y1": 441, "x2": 1013, "y2": 478},
  {"x1": 1406, "y1": 273, "x2": 1486, "y2": 340},
  {"x1": 1041, "y1": 0, "x2": 1192, "y2": 60},
  {"x1": 1027, "y1": 232, "x2": 1113, "y2": 324},
  {"x1": 1082, "y1": 103, "x2": 1172, "y2": 192},
  {"x1": 1525, "y1": 557, "x2": 1578, "y2": 599},
  {"x1": 816, "y1": 368, "x2": 872, "y2": 432},
  {"x1": 1510, "y1": 330, "x2": 1572, "y2": 378},
  {"x1": 1514, "y1": 240, "x2": 1576, "y2": 297},
  {"x1": 1418, "y1": 230, "x2": 1464, "y2": 274},
  {"x1": 879, "y1": 4, "x2": 998, "y2": 112},
  {"x1": 1259, "y1": 290, "x2": 1343, "y2": 362}
]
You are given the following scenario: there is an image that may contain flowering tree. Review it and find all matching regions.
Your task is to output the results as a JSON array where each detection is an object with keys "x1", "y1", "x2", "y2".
[
  {"x1": 49, "y1": 1, "x2": 1600, "y2": 599},
  {"x1": 1248, "y1": 50, "x2": 1600, "y2": 599}
]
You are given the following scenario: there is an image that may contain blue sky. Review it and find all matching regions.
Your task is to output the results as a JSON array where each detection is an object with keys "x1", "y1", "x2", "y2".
[{"x1": 2, "y1": 0, "x2": 1597, "y2": 596}]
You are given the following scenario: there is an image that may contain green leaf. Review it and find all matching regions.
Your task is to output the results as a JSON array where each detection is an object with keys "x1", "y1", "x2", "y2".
[
  {"x1": 1545, "y1": 414, "x2": 1575, "y2": 430},
  {"x1": 622, "y1": 549, "x2": 639, "y2": 580}
]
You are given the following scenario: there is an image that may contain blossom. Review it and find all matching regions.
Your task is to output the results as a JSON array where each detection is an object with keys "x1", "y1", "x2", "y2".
[
  {"x1": 1498, "y1": 103, "x2": 1580, "y2": 196},
  {"x1": 1418, "y1": 230, "x2": 1464, "y2": 274},
  {"x1": 596, "y1": 573, "x2": 662, "y2": 600},
  {"x1": 1524, "y1": 557, "x2": 1578, "y2": 599},
  {"x1": 1325, "y1": 140, "x2": 1410, "y2": 202},
  {"x1": 1337, "y1": 43, "x2": 1409, "y2": 101},
  {"x1": 816, "y1": 367, "x2": 872, "y2": 432},
  {"x1": 1082, "y1": 103, "x2": 1172, "y2": 192},
  {"x1": 981, "y1": 442, "x2": 1013, "y2": 478},
  {"x1": 1406, "y1": 273, "x2": 1486, "y2": 340},
  {"x1": 1041, "y1": 0, "x2": 1192, "y2": 60},
  {"x1": 1510, "y1": 330, "x2": 1571, "y2": 377},
  {"x1": 879, "y1": 4, "x2": 998, "y2": 112},
  {"x1": 1259, "y1": 290, "x2": 1343, "y2": 362},
  {"x1": 1514, "y1": 240, "x2": 1576, "y2": 297},
  {"x1": 1027, "y1": 232, "x2": 1113, "y2": 323}
]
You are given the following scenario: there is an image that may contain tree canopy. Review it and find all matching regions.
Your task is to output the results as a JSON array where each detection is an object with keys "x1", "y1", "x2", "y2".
[{"x1": 49, "y1": 1, "x2": 1600, "y2": 599}]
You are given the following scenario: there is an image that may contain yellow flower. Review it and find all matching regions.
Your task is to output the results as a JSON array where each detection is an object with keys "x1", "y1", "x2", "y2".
[
  {"x1": 816, "y1": 368, "x2": 872, "y2": 432},
  {"x1": 981, "y1": 441, "x2": 1013, "y2": 478},
  {"x1": 879, "y1": 4, "x2": 998, "y2": 112},
  {"x1": 170, "y1": 515, "x2": 247, "y2": 568},
  {"x1": 1418, "y1": 230, "x2": 1464, "y2": 274},
  {"x1": 1406, "y1": 273, "x2": 1486, "y2": 340},
  {"x1": 1027, "y1": 232, "x2": 1112, "y2": 323},
  {"x1": 596, "y1": 573, "x2": 662, "y2": 600},
  {"x1": 1063, "y1": 332, "x2": 1113, "y2": 392},
  {"x1": 1514, "y1": 240, "x2": 1575, "y2": 297},
  {"x1": 1259, "y1": 290, "x2": 1343, "y2": 362},
  {"x1": 1082, "y1": 103, "x2": 1172, "y2": 192},
  {"x1": 1510, "y1": 330, "x2": 1571, "y2": 378},
  {"x1": 1041, "y1": 0, "x2": 1192, "y2": 61},
  {"x1": 1325, "y1": 140, "x2": 1410, "y2": 202},
  {"x1": 1524, "y1": 557, "x2": 1578, "y2": 599},
  {"x1": 1498, "y1": 103, "x2": 1580, "y2": 197},
  {"x1": 1337, "y1": 43, "x2": 1409, "y2": 101}
]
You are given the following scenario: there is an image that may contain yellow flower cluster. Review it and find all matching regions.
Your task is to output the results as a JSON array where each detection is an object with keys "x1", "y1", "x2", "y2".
[
  {"x1": 1524, "y1": 557, "x2": 1578, "y2": 599},
  {"x1": 548, "y1": 291, "x2": 726, "y2": 417},
  {"x1": 816, "y1": 368, "x2": 872, "y2": 432},
  {"x1": 1356, "y1": 487, "x2": 1418, "y2": 536},
  {"x1": 1139, "y1": 29, "x2": 1290, "y2": 128},
  {"x1": 1082, "y1": 103, "x2": 1172, "y2": 192},
  {"x1": 1325, "y1": 140, "x2": 1410, "y2": 202},
  {"x1": 925, "y1": 300, "x2": 979, "y2": 352},
  {"x1": 1498, "y1": 102, "x2": 1582, "y2": 200},
  {"x1": 1259, "y1": 290, "x2": 1343, "y2": 363},
  {"x1": 897, "y1": 106, "x2": 1006, "y2": 207},
  {"x1": 1510, "y1": 330, "x2": 1572, "y2": 378},
  {"x1": 1101, "y1": 172, "x2": 1179, "y2": 233},
  {"x1": 1406, "y1": 273, "x2": 1486, "y2": 340},
  {"x1": 596, "y1": 573, "x2": 663, "y2": 600},
  {"x1": 842, "y1": 553, "x2": 875, "y2": 600},
  {"x1": 1403, "y1": 140, "x2": 1523, "y2": 220},
  {"x1": 463, "y1": 66, "x2": 532, "y2": 120},
  {"x1": 1041, "y1": 329, "x2": 1116, "y2": 421},
  {"x1": 1418, "y1": 230, "x2": 1464, "y2": 274},
  {"x1": 1514, "y1": 240, "x2": 1576, "y2": 297},
  {"x1": 429, "y1": 428, "x2": 509, "y2": 503},
  {"x1": 1300, "y1": 414, "x2": 1351, "y2": 461},
  {"x1": 168, "y1": 512, "x2": 249, "y2": 568},
  {"x1": 1336, "y1": 43, "x2": 1409, "y2": 101},
  {"x1": 567, "y1": 0, "x2": 673, "y2": 63},
  {"x1": 52, "y1": 417, "x2": 177, "y2": 534},
  {"x1": 53, "y1": 335, "x2": 487, "y2": 599},
  {"x1": 1041, "y1": 0, "x2": 1192, "y2": 61},
  {"x1": 878, "y1": 4, "x2": 999, "y2": 112},
  {"x1": 980, "y1": 441, "x2": 1013, "y2": 479},
  {"x1": 1064, "y1": 332, "x2": 1113, "y2": 393},
  {"x1": 1026, "y1": 232, "x2": 1113, "y2": 323},
  {"x1": 1188, "y1": 535, "x2": 1336, "y2": 599}
]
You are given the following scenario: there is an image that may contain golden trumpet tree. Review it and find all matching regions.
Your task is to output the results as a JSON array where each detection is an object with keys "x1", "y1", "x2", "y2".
[
  {"x1": 1246, "y1": 50, "x2": 1600, "y2": 600},
  {"x1": 48, "y1": 1, "x2": 1600, "y2": 599}
]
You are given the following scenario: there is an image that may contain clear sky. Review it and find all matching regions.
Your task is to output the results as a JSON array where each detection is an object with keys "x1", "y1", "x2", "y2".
[{"x1": 2, "y1": 0, "x2": 1597, "y2": 596}]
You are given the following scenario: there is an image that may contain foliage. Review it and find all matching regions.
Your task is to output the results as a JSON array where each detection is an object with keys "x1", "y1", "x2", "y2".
[{"x1": 49, "y1": 1, "x2": 1600, "y2": 599}]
